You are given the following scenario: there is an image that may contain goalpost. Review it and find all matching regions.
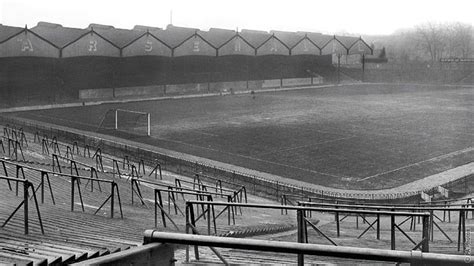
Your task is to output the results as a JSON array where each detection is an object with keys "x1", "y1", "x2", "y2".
[{"x1": 97, "y1": 109, "x2": 151, "y2": 136}]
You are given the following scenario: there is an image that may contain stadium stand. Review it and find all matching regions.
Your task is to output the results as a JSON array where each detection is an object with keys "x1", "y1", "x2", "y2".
[{"x1": 0, "y1": 22, "x2": 376, "y2": 108}]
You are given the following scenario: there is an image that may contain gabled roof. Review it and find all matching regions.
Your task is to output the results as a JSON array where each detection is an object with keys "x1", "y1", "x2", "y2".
[
  {"x1": 152, "y1": 24, "x2": 199, "y2": 48},
  {"x1": 199, "y1": 28, "x2": 236, "y2": 48},
  {"x1": 335, "y1": 35, "x2": 359, "y2": 49},
  {"x1": 88, "y1": 24, "x2": 142, "y2": 48},
  {"x1": 302, "y1": 32, "x2": 333, "y2": 48},
  {"x1": 0, "y1": 24, "x2": 24, "y2": 43},
  {"x1": 30, "y1": 22, "x2": 87, "y2": 48},
  {"x1": 271, "y1": 30, "x2": 303, "y2": 48},
  {"x1": 239, "y1": 29, "x2": 271, "y2": 48}
]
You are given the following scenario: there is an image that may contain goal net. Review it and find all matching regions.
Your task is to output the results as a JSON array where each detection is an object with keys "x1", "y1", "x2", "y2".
[{"x1": 97, "y1": 109, "x2": 150, "y2": 136}]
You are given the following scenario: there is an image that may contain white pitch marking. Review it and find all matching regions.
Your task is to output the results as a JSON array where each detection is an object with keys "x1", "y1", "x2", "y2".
[
  {"x1": 75, "y1": 202, "x2": 98, "y2": 209},
  {"x1": 359, "y1": 146, "x2": 474, "y2": 181}
]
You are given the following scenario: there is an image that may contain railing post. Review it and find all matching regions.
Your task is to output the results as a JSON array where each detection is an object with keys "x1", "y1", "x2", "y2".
[
  {"x1": 280, "y1": 195, "x2": 284, "y2": 215},
  {"x1": 463, "y1": 209, "x2": 467, "y2": 253},
  {"x1": 23, "y1": 181, "x2": 29, "y2": 235},
  {"x1": 422, "y1": 214, "x2": 430, "y2": 252},
  {"x1": 458, "y1": 209, "x2": 463, "y2": 251},
  {"x1": 377, "y1": 211, "x2": 380, "y2": 240},
  {"x1": 71, "y1": 176, "x2": 75, "y2": 212},
  {"x1": 154, "y1": 190, "x2": 158, "y2": 227},
  {"x1": 297, "y1": 209, "x2": 304, "y2": 266},
  {"x1": 443, "y1": 201, "x2": 447, "y2": 222},
  {"x1": 186, "y1": 202, "x2": 190, "y2": 263},
  {"x1": 111, "y1": 183, "x2": 115, "y2": 219},
  {"x1": 207, "y1": 202, "x2": 211, "y2": 235},
  {"x1": 189, "y1": 202, "x2": 199, "y2": 261},
  {"x1": 391, "y1": 213, "x2": 395, "y2": 250},
  {"x1": 227, "y1": 196, "x2": 231, "y2": 225},
  {"x1": 40, "y1": 171, "x2": 45, "y2": 204},
  {"x1": 430, "y1": 210, "x2": 434, "y2": 241},
  {"x1": 356, "y1": 212, "x2": 359, "y2": 229}
]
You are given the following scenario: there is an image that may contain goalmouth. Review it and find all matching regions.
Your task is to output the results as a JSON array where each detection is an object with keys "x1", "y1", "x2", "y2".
[{"x1": 97, "y1": 108, "x2": 151, "y2": 137}]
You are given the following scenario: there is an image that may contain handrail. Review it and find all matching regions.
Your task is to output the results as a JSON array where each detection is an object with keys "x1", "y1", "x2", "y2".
[
  {"x1": 131, "y1": 178, "x2": 234, "y2": 199},
  {"x1": 186, "y1": 200, "x2": 430, "y2": 216},
  {"x1": 1, "y1": 136, "x2": 25, "y2": 160},
  {"x1": 186, "y1": 200, "x2": 431, "y2": 254},
  {"x1": 154, "y1": 188, "x2": 212, "y2": 230},
  {"x1": 177, "y1": 177, "x2": 237, "y2": 195},
  {"x1": 52, "y1": 153, "x2": 103, "y2": 191},
  {"x1": 298, "y1": 201, "x2": 474, "y2": 212},
  {"x1": 299, "y1": 201, "x2": 469, "y2": 248},
  {"x1": 0, "y1": 158, "x2": 123, "y2": 218},
  {"x1": 283, "y1": 193, "x2": 474, "y2": 207},
  {"x1": 195, "y1": 172, "x2": 245, "y2": 189},
  {"x1": 1, "y1": 158, "x2": 114, "y2": 184},
  {"x1": 143, "y1": 231, "x2": 474, "y2": 266},
  {"x1": 0, "y1": 175, "x2": 44, "y2": 235},
  {"x1": 149, "y1": 161, "x2": 162, "y2": 180}
]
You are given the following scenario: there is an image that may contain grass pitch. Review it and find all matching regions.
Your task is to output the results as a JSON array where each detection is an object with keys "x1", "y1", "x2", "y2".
[{"x1": 13, "y1": 84, "x2": 474, "y2": 190}]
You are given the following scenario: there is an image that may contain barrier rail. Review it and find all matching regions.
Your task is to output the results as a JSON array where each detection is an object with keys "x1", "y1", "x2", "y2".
[
  {"x1": 2, "y1": 121, "x2": 473, "y2": 203},
  {"x1": 0, "y1": 158, "x2": 123, "y2": 218},
  {"x1": 129, "y1": 177, "x2": 233, "y2": 230},
  {"x1": 185, "y1": 200, "x2": 431, "y2": 264},
  {"x1": 1, "y1": 136, "x2": 25, "y2": 160},
  {"x1": 144, "y1": 231, "x2": 474, "y2": 265},
  {"x1": 0, "y1": 175, "x2": 44, "y2": 234},
  {"x1": 51, "y1": 153, "x2": 103, "y2": 191},
  {"x1": 194, "y1": 173, "x2": 248, "y2": 203},
  {"x1": 298, "y1": 201, "x2": 473, "y2": 251}
]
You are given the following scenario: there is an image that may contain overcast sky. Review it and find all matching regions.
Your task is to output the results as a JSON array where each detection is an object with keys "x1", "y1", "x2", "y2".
[{"x1": 1, "y1": 0, "x2": 473, "y2": 35}]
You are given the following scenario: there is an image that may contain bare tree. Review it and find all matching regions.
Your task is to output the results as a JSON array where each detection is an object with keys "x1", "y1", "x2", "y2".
[
  {"x1": 363, "y1": 21, "x2": 473, "y2": 62},
  {"x1": 414, "y1": 22, "x2": 448, "y2": 62},
  {"x1": 446, "y1": 22, "x2": 472, "y2": 58}
]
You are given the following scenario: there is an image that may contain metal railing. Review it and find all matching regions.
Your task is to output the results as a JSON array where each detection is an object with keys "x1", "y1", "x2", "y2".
[
  {"x1": 298, "y1": 201, "x2": 473, "y2": 252},
  {"x1": 0, "y1": 175, "x2": 44, "y2": 234},
  {"x1": 184, "y1": 200, "x2": 431, "y2": 264},
  {"x1": 144, "y1": 231, "x2": 474, "y2": 266},
  {"x1": 0, "y1": 158, "x2": 124, "y2": 219},
  {"x1": 5, "y1": 121, "x2": 472, "y2": 202}
]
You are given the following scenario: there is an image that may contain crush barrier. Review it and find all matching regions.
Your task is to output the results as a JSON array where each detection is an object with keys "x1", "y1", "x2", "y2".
[{"x1": 1, "y1": 119, "x2": 473, "y2": 202}]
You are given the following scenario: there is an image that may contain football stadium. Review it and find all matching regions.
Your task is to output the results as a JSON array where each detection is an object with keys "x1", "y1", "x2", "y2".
[{"x1": 0, "y1": 20, "x2": 473, "y2": 265}]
